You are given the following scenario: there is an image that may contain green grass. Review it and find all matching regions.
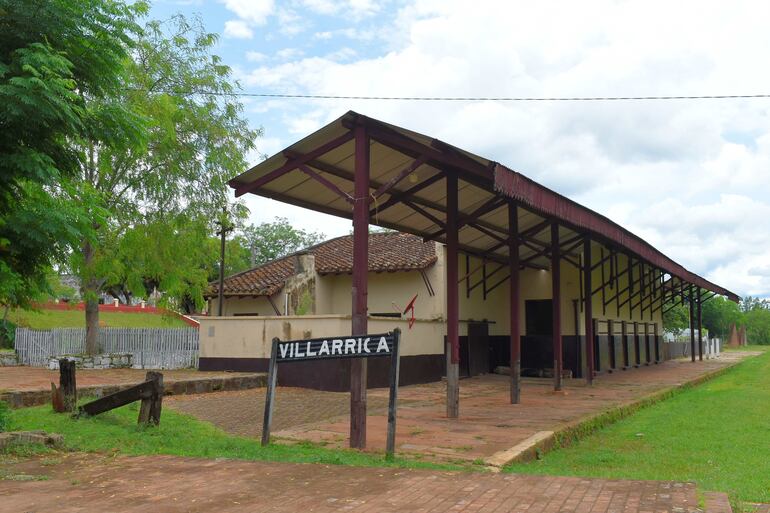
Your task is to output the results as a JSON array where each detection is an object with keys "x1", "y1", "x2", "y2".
[
  {"x1": 6, "y1": 400, "x2": 462, "y2": 471},
  {"x1": 9, "y1": 308, "x2": 186, "y2": 329},
  {"x1": 505, "y1": 347, "x2": 770, "y2": 505}
]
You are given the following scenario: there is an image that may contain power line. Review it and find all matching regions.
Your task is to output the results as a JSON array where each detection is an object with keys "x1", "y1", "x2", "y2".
[{"x1": 142, "y1": 89, "x2": 770, "y2": 102}]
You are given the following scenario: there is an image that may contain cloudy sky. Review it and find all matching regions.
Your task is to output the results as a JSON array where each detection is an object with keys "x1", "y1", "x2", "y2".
[{"x1": 152, "y1": 0, "x2": 770, "y2": 298}]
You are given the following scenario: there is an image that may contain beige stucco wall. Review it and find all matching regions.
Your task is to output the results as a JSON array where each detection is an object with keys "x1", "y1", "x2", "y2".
[
  {"x1": 453, "y1": 250, "x2": 581, "y2": 337},
  {"x1": 204, "y1": 240, "x2": 664, "y2": 363},
  {"x1": 583, "y1": 244, "x2": 664, "y2": 335},
  {"x1": 208, "y1": 291, "x2": 285, "y2": 317},
  {"x1": 199, "y1": 314, "x2": 445, "y2": 359},
  {"x1": 317, "y1": 269, "x2": 443, "y2": 319}
]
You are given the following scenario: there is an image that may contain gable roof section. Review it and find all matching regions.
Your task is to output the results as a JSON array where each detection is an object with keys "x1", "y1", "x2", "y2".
[
  {"x1": 228, "y1": 110, "x2": 739, "y2": 302},
  {"x1": 208, "y1": 232, "x2": 437, "y2": 297}
]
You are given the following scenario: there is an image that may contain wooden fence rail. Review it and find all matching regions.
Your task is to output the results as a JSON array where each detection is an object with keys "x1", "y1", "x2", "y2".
[{"x1": 14, "y1": 327, "x2": 199, "y2": 369}]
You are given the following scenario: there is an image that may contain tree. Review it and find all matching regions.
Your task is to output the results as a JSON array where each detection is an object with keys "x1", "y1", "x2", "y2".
[
  {"x1": 740, "y1": 295, "x2": 770, "y2": 313},
  {"x1": 745, "y1": 307, "x2": 770, "y2": 345},
  {"x1": 663, "y1": 301, "x2": 690, "y2": 336},
  {"x1": 701, "y1": 296, "x2": 743, "y2": 340},
  {"x1": 242, "y1": 217, "x2": 325, "y2": 267},
  {"x1": 66, "y1": 13, "x2": 259, "y2": 352},
  {"x1": 0, "y1": 0, "x2": 141, "y2": 314}
]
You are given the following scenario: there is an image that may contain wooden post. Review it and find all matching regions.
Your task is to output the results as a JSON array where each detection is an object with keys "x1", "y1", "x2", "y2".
[
  {"x1": 57, "y1": 359, "x2": 77, "y2": 413},
  {"x1": 508, "y1": 202, "x2": 521, "y2": 403},
  {"x1": 138, "y1": 371, "x2": 163, "y2": 425},
  {"x1": 261, "y1": 337, "x2": 279, "y2": 446},
  {"x1": 446, "y1": 172, "x2": 460, "y2": 418},
  {"x1": 350, "y1": 122, "x2": 370, "y2": 448},
  {"x1": 386, "y1": 329, "x2": 401, "y2": 459},
  {"x1": 583, "y1": 239, "x2": 594, "y2": 385},
  {"x1": 653, "y1": 322, "x2": 660, "y2": 363},
  {"x1": 551, "y1": 223, "x2": 562, "y2": 391}
]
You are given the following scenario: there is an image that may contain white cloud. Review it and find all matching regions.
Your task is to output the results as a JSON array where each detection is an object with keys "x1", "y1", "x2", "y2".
[
  {"x1": 301, "y1": 0, "x2": 381, "y2": 18},
  {"x1": 240, "y1": 0, "x2": 770, "y2": 297},
  {"x1": 275, "y1": 8, "x2": 309, "y2": 37},
  {"x1": 275, "y1": 48, "x2": 304, "y2": 60},
  {"x1": 220, "y1": 0, "x2": 275, "y2": 25},
  {"x1": 245, "y1": 51, "x2": 267, "y2": 62},
  {"x1": 223, "y1": 20, "x2": 253, "y2": 39}
]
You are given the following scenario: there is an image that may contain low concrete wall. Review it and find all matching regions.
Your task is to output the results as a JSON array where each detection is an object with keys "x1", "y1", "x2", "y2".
[
  {"x1": 48, "y1": 353, "x2": 133, "y2": 370},
  {"x1": 198, "y1": 315, "x2": 446, "y2": 391},
  {"x1": 0, "y1": 351, "x2": 18, "y2": 366},
  {"x1": 1, "y1": 373, "x2": 267, "y2": 409},
  {"x1": 199, "y1": 315, "x2": 445, "y2": 359}
]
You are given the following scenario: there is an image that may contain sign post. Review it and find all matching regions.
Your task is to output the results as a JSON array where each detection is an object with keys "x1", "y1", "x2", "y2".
[{"x1": 261, "y1": 328, "x2": 402, "y2": 457}]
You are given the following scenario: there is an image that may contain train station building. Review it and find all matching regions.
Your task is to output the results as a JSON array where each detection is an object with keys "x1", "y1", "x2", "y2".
[{"x1": 198, "y1": 111, "x2": 738, "y2": 445}]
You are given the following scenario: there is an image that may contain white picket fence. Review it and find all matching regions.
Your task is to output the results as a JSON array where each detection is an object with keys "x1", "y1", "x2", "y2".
[{"x1": 14, "y1": 327, "x2": 199, "y2": 369}]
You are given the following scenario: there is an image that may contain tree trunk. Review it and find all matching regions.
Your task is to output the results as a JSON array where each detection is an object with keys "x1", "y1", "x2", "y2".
[{"x1": 82, "y1": 240, "x2": 100, "y2": 355}]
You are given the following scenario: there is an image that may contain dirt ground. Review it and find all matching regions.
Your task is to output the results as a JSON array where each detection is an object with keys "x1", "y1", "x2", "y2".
[
  {"x1": 0, "y1": 367, "x2": 258, "y2": 393},
  {"x1": 0, "y1": 453, "x2": 704, "y2": 513}
]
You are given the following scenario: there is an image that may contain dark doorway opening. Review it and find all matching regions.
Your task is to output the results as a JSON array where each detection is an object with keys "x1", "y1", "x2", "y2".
[
  {"x1": 526, "y1": 299, "x2": 553, "y2": 337},
  {"x1": 520, "y1": 299, "x2": 581, "y2": 378},
  {"x1": 449, "y1": 322, "x2": 491, "y2": 378},
  {"x1": 521, "y1": 300, "x2": 554, "y2": 376}
]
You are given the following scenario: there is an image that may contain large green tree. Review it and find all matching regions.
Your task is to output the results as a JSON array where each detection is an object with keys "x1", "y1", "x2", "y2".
[
  {"x1": 745, "y1": 307, "x2": 770, "y2": 344},
  {"x1": 701, "y1": 296, "x2": 743, "y2": 340},
  {"x1": 0, "y1": 0, "x2": 142, "y2": 314},
  {"x1": 241, "y1": 217, "x2": 325, "y2": 268},
  {"x1": 663, "y1": 301, "x2": 690, "y2": 336},
  {"x1": 67, "y1": 13, "x2": 259, "y2": 352}
]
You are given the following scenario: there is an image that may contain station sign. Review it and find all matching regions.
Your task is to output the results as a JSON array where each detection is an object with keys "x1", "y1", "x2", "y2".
[
  {"x1": 262, "y1": 328, "x2": 402, "y2": 459},
  {"x1": 275, "y1": 333, "x2": 395, "y2": 362}
]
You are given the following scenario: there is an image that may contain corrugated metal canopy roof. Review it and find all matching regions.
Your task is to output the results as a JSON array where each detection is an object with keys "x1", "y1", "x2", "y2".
[{"x1": 230, "y1": 111, "x2": 738, "y2": 302}]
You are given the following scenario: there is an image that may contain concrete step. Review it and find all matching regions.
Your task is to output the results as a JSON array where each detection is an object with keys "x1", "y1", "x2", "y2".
[{"x1": 703, "y1": 491, "x2": 732, "y2": 513}]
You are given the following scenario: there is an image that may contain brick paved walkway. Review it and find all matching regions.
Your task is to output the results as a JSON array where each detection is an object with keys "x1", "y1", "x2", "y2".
[
  {"x1": 168, "y1": 353, "x2": 751, "y2": 465},
  {"x1": 0, "y1": 454, "x2": 703, "y2": 512},
  {"x1": 167, "y1": 387, "x2": 398, "y2": 438},
  {"x1": 279, "y1": 354, "x2": 750, "y2": 463}
]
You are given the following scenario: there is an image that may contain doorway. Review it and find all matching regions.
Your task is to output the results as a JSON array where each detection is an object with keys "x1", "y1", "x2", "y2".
[{"x1": 522, "y1": 299, "x2": 554, "y2": 374}]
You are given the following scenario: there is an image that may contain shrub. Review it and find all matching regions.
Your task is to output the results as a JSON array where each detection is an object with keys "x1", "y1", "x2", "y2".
[
  {"x1": 0, "y1": 319, "x2": 15, "y2": 349},
  {"x1": 0, "y1": 401, "x2": 10, "y2": 432}
]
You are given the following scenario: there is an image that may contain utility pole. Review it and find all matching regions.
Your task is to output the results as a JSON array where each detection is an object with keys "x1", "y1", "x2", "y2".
[{"x1": 215, "y1": 207, "x2": 234, "y2": 316}]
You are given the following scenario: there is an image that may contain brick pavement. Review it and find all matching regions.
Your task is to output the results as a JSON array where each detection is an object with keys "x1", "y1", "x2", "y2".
[
  {"x1": 277, "y1": 354, "x2": 750, "y2": 463},
  {"x1": 0, "y1": 453, "x2": 703, "y2": 513},
  {"x1": 166, "y1": 387, "x2": 398, "y2": 438},
  {"x1": 166, "y1": 353, "x2": 751, "y2": 465}
]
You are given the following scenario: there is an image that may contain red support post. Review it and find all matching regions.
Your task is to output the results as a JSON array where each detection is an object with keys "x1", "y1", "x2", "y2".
[
  {"x1": 446, "y1": 172, "x2": 460, "y2": 418},
  {"x1": 551, "y1": 223, "x2": 563, "y2": 391},
  {"x1": 583, "y1": 238, "x2": 594, "y2": 385},
  {"x1": 508, "y1": 202, "x2": 521, "y2": 404},
  {"x1": 697, "y1": 289, "x2": 703, "y2": 361},
  {"x1": 350, "y1": 123, "x2": 369, "y2": 449},
  {"x1": 689, "y1": 285, "x2": 696, "y2": 363}
]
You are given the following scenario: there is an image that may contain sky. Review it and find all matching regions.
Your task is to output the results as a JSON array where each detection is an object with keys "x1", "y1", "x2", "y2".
[{"x1": 151, "y1": 0, "x2": 770, "y2": 298}]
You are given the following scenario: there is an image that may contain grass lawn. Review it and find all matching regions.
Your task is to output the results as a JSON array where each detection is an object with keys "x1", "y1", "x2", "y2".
[
  {"x1": 5, "y1": 400, "x2": 464, "y2": 471},
  {"x1": 9, "y1": 308, "x2": 187, "y2": 329},
  {"x1": 506, "y1": 347, "x2": 770, "y2": 505}
]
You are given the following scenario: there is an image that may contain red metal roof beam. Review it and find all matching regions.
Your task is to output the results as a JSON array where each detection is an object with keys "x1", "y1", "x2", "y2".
[{"x1": 232, "y1": 131, "x2": 354, "y2": 197}]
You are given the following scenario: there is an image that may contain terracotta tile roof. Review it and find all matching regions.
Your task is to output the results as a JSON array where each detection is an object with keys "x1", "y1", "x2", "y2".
[{"x1": 208, "y1": 232, "x2": 437, "y2": 297}]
